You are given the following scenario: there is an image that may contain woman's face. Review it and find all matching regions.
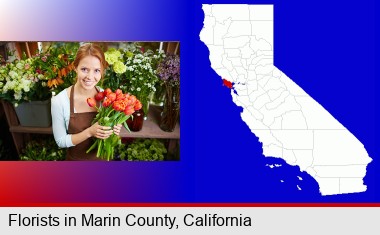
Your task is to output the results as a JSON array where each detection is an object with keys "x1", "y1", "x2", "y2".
[{"x1": 75, "y1": 55, "x2": 102, "y2": 90}]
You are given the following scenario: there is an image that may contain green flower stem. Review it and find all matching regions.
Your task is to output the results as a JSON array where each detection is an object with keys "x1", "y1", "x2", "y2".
[
  {"x1": 86, "y1": 139, "x2": 98, "y2": 154},
  {"x1": 97, "y1": 139, "x2": 103, "y2": 157},
  {"x1": 87, "y1": 107, "x2": 134, "y2": 160}
]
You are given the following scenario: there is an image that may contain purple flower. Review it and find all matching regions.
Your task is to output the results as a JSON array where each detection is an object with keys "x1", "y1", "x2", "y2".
[{"x1": 156, "y1": 55, "x2": 180, "y2": 83}]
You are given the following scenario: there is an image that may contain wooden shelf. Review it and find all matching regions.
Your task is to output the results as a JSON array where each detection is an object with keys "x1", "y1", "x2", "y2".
[
  {"x1": 2, "y1": 100, "x2": 180, "y2": 155},
  {"x1": 9, "y1": 126, "x2": 52, "y2": 134},
  {"x1": 8, "y1": 106, "x2": 180, "y2": 138},
  {"x1": 120, "y1": 105, "x2": 180, "y2": 139}
]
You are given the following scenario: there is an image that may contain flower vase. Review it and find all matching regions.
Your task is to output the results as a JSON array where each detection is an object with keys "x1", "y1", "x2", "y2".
[
  {"x1": 160, "y1": 83, "x2": 180, "y2": 132},
  {"x1": 126, "y1": 108, "x2": 144, "y2": 132},
  {"x1": 14, "y1": 100, "x2": 52, "y2": 127},
  {"x1": 151, "y1": 82, "x2": 165, "y2": 106},
  {"x1": 141, "y1": 97, "x2": 150, "y2": 120}
]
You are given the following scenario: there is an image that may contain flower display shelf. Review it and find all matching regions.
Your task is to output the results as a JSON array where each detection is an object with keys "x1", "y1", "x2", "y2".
[
  {"x1": 1, "y1": 101, "x2": 179, "y2": 156},
  {"x1": 120, "y1": 105, "x2": 180, "y2": 139},
  {"x1": 120, "y1": 105, "x2": 180, "y2": 155}
]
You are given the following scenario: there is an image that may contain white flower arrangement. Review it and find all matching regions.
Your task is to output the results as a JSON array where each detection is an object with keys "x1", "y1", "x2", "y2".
[
  {"x1": 0, "y1": 57, "x2": 44, "y2": 104},
  {"x1": 103, "y1": 43, "x2": 165, "y2": 116}
]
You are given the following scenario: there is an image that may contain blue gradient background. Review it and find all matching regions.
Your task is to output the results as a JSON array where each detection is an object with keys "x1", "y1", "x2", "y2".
[{"x1": 0, "y1": 0, "x2": 378, "y2": 203}]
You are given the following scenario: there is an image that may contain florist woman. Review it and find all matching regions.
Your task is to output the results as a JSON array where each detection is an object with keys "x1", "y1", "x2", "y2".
[{"x1": 51, "y1": 43, "x2": 122, "y2": 160}]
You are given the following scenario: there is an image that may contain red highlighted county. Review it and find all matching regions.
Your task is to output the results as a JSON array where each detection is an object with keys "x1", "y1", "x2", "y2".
[{"x1": 222, "y1": 79, "x2": 233, "y2": 89}]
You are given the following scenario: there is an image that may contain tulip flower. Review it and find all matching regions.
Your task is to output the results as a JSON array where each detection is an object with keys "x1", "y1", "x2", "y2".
[
  {"x1": 86, "y1": 88, "x2": 141, "y2": 161},
  {"x1": 134, "y1": 100, "x2": 142, "y2": 110},
  {"x1": 124, "y1": 106, "x2": 135, "y2": 116},
  {"x1": 107, "y1": 93, "x2": 116, "y2": 102},
  {"x1": 95, "y1": 91, "x2": 104, "y2": 101},
  {"x1": 104, "y1": 88, "x2": 112, "y2": 96},
  {"x1": 115, "y1": 89, "x2": 122, "y2": 95},
  {"x1": 87, "y1": 97, "x2": 96, "y2": 107}
]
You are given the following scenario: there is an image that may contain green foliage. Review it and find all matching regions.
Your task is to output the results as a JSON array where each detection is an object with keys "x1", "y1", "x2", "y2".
[
  {"x1": 115, "y1": 142, "x2": 128, "y2": 160},
  {"x1": 33, "y1": 42, "x2": 79, "y2": 95},
  {"x1": 116, "y1": 139, "x2": 166, "y2": 161},
  {"x1": 20, "y1": 138, "x2": 66, "y2": 161},
  {"x1": 0, "y1": 42, "x2": 78, "y2": 104}
]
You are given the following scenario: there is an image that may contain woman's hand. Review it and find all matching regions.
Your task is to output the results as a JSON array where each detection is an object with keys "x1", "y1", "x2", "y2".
[
  {"x1": 88, "y1": 122, "x2": 113, "y2": 139},
  {"x1": 113, "y1": 124, "x2": 122, "y2": 136}
]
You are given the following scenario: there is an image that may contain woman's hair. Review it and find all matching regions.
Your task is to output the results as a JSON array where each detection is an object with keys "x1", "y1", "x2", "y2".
[{"x1": 73, "y1": 43, "x2": 108, "y2": 75}]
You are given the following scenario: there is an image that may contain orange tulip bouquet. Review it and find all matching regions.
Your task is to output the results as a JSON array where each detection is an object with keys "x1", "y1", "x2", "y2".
[{"x1": 86, "y1": 88, "x2": 142, "y2": 160}]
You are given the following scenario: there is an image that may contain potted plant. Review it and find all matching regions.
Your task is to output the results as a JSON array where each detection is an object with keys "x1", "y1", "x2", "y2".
[
  {"x1": 0, "y1": 43, "x2": 77, "y2": 127},
  {"x1": 156, "y1": 54, "x2": 180, "y2": 132}
]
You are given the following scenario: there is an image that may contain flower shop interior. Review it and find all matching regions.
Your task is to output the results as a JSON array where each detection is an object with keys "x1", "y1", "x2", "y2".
[{"x1": 0, "y1": 41, "x2": 180, "y2": 161}]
